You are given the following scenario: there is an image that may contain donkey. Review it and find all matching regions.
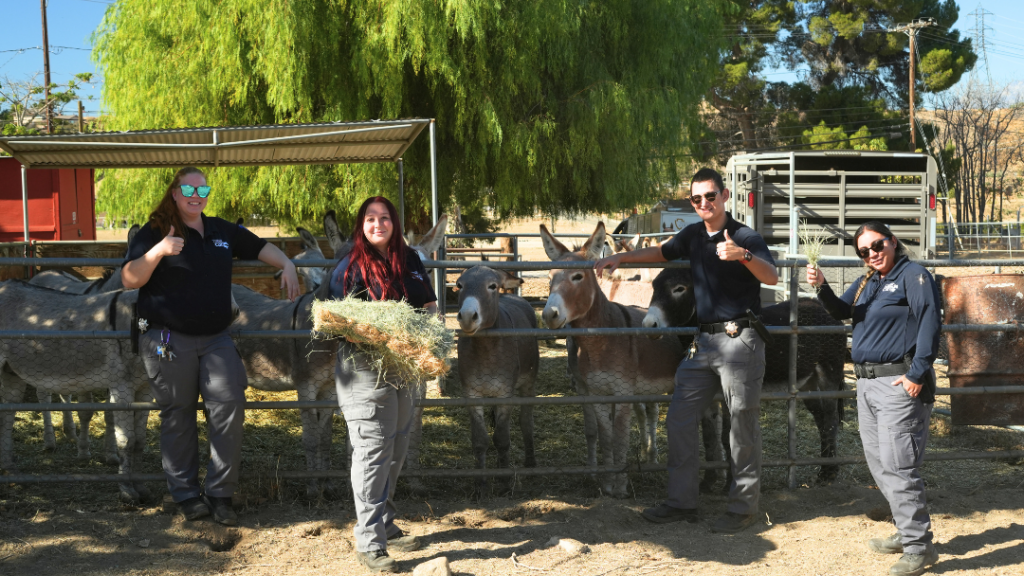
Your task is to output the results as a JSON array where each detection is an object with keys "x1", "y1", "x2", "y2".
[
  {"x1": 0, "y1": 281, "x2": 153, "y2": 504},
  {"x1": 541, "y1": 222, "x2": 685, "y2": 498},
  {"x1": 28, "y1": 225, "x2": 139, "y2": 459},
  {"x1": 454, "y1": 266, "x2": 538, "y2": 493},
  {"x1": 643, "y1": 267, "x2": 847, "y2": 482}
]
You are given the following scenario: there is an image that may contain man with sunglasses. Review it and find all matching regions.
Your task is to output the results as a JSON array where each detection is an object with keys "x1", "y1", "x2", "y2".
[
  {"x1": 807, "y1": 222, "x2": 941, "y2": 576},
  {"x1": 595, "y1": 168, "x2": 777, "y2": 534}
]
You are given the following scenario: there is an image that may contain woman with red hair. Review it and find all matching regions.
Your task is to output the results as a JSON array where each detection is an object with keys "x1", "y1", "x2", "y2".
[{"x1": 327, "y1": 196, "x2": 437, "y2": 573}]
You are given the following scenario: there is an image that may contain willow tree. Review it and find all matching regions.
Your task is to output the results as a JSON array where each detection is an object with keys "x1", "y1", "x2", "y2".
[{"x1": 92, "y1": 0, "x2": 728, "y2": 233}]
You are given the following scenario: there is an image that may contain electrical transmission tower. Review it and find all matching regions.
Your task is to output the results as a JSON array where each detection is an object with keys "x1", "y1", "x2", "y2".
[
  {"x1": 971, "y1": 6, "x2": 993, "y2": 85},
  {"x1": 889, "y1": 18, "x2": 935, "y2": 149}
]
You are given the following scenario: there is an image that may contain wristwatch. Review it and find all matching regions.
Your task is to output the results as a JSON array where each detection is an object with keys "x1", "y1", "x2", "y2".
[{"x1": 742, "y1": 249, "x2": 753, "y2": 263}]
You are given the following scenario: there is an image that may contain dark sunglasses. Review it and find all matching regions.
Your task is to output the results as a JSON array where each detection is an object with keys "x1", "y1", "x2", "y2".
[
  {"x1": 856, "y1": 238, "x2": 889, "y2": 259},
  {"x1": 179, "y1": 185, "x2": 212, "y2": 198},
  {"x1": 688, "y1": 191, "x2": 719, "y2": 205}
]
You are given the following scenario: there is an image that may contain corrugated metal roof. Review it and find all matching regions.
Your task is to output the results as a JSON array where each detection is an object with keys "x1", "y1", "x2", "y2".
[{"x1": 0, "y1": 120, "x2": 430, "y2": 168}]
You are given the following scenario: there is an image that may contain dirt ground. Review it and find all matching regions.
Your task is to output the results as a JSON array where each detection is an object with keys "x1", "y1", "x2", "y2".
[{"x1": 1, "y1": 482, "x2": 1021, "y2": 576}]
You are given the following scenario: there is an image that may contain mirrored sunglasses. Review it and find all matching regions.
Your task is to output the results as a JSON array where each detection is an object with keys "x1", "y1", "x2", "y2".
[
  {"x1": 856, "y1": 238, "x2": 888, "y2": 259},
  {"x1": 688, "y1": 191, "x2": 719, "y2": 205},
  {"x1": 179, "y1": 185, "x2": 211, "y2": 198}
]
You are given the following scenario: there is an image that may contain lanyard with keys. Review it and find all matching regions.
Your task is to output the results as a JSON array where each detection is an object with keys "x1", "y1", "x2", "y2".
[{"x1": 156, "y1": 329, "x2": 176, "y2": 362}]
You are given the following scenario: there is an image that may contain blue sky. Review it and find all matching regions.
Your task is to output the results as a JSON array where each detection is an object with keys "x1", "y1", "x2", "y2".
[{"x1": 0, "y1": 0, "x2": 1021, "y2": 118}]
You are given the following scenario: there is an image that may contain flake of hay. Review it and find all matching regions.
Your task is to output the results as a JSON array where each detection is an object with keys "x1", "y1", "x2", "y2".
[{"x1": 312, "y1": 297, "x2": 453, "y2": 384}]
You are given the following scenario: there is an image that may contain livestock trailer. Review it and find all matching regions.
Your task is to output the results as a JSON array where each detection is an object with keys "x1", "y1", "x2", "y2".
[
  {"x1": 725, "y1": 151, "x2": 938, "y2": 259},
  {"x1": 0, "y1": 156, "x2": 96, "y2": 242}
]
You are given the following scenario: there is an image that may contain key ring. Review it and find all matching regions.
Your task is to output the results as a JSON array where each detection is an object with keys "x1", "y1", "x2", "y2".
[{"x1": 160, "y1": 328, "x2": 171, "y2": 347}]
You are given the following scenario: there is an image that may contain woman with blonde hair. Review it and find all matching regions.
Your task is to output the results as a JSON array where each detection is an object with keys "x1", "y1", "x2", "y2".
[
  {"x1": 123, "y1": 166, "x2": 300, "y2": 525},
  {"x1": 807, "y1": 221, "x2": 941, "y2": 576}
]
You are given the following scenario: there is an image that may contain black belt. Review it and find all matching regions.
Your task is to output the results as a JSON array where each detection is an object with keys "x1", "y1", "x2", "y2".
[
  {"x1": 699, "y1": 317, "x2": 752, "y2": 335},
  {"x1": 854, "y1": 360, "x2": 909, "y2": 379}
]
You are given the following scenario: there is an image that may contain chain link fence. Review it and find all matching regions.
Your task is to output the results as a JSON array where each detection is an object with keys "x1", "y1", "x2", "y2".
[{"x1": 1, "y1": 254, "x2": 1022, "y2": 498}]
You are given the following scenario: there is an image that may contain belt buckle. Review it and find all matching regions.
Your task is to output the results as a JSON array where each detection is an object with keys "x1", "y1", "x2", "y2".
[{"x1": 724, "y1": 320, "x2": 740, "y2": 337}]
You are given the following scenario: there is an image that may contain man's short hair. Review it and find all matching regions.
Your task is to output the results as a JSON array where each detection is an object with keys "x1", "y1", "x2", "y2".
[{"x1": 690, "y1": 168, "x2": 725, "y2": 193}]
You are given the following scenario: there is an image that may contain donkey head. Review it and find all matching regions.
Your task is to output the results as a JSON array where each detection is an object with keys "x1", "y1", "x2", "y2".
[
  {"x1": 540, "y1": 221, "x2": 606, "y2": 329},
  {"x1": 643, "y1": 267, "x2": 697, "y2": 337},
  {"x1": 291, "y1": 228, "x2": 329, "y2": 293},
  {"x1": 455, "y1": 266, "x2": 523, "y2": 335}
]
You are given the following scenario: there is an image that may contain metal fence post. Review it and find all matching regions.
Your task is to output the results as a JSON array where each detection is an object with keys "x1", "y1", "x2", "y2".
[{"x1": 788, "y1": 262, "x2": 799, "y2": 489}]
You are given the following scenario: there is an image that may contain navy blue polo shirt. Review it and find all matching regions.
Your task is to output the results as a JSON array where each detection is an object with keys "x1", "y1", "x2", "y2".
[
  {"x1": 660, "y1": 212, "x2": 775, "y2": 323},
  {"x1": 123, "y1": 215, "x2": 267, "y2": 335},
  {"x1": 328, "y1": 248, "x2": 437, "y2": 309},
  {"x1": 817, "y1": 256, "x2": 942, "y2": 401}
]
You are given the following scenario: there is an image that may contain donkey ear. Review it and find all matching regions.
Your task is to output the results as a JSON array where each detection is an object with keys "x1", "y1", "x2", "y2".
[
  {"x1": 540, "y1": 224, "x2": 570, "y2": 261},
  {"x1": 581, "y1": 222, "x2": 607, "y2": 260},
  {"x1": 297, "y1": 228, "x2": 320, "y2": 252},
  {"x1": 501, "y1": 275, "x2": 524, "y2": 290},
  {"x1": 323, "y1": 210, "x2": 346, "y2": 255},
  {"x1": 127, "y1": 224, "x2": 140, "y2": 245},
  {"x1": 415, "y1": 214, "x2": 448, "y2": 256}
]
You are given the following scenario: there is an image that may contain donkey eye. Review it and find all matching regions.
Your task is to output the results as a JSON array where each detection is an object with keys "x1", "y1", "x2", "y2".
[
  {"x1": 672, "y1": 285, "x2": 687, "y2": 294},
  {"x1": 488, "y1": 283, "x2": 498, "y2": 291},
  {"x1": 571, "y1": 273, "x2": 584, "y2": 282}
]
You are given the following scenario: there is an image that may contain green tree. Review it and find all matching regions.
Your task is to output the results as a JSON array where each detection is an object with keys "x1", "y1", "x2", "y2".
[
  {"x1": 93, "y1": 0, "x2": 729, "y2": 233},
  {"x1": 704, "y1": 0, "x2": 975, "y2": 159}
]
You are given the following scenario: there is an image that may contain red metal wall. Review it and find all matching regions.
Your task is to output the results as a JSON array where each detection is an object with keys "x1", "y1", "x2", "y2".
[{"x1": 0, "y1": 157, "x2": 95, "y2": 242}]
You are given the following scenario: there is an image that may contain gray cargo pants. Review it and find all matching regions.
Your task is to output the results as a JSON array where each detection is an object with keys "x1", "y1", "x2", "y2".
[
  {"x1": 858, "y1": 375, "x2": 933, "y2": 554},
  {"x1": 666, "y1": 329, "x2": 765, "y2": 515},
  {"x1": 140, "y1": 328, "x2": 247, "y2": 502},
  {"x1": 335, "y1": 342, "x2": 414, "y2": 553}
]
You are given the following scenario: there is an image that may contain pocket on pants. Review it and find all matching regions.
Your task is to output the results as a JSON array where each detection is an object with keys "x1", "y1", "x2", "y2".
[
  {"x1": 889, "y1": 419, "x2": 924, "y2": 470},
  {"x1": 343, "y1": 405, "x2": 385, "y2": 454}
]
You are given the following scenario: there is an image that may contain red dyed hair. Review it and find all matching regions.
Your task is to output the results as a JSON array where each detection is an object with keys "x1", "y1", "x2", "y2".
[{"x1": 345, "y1": 196, "x2": 411, "y2": 301}]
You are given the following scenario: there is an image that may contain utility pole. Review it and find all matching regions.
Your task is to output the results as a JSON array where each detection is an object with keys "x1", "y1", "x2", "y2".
[
  {"x1": 889, "y1": 18, "x2": 934, "y2": 150},
  {"x1": 77, "y1": 100, "x2": 84, "y2": 133},
  {"x1": 40, "y1": 0, "x2": 52, "y2": 134},
  {"x1": 971, "y1": 7, "x2": 993, "y2": 85}
]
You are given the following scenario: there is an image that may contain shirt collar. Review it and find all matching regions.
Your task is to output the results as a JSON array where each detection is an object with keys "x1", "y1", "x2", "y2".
[
  {"x1": 874, "y1": 255, "x2": 910, "y2": 282},
  {"x1": 202, "y1": 213, "x2": 223, "y2": 240},
  {"x1": 705, "y1": 212, "x2": 738, "y2": 241}
]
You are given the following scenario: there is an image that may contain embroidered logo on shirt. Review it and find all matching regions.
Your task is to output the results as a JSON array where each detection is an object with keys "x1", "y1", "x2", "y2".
[
  {"x1": 919, "y1": 274, "x2": 926, "y2": 285},
  {"x1": 882, "y1": 282, "x2": 898, "y2": 293},
  {"x1": 213, "y1": 239, "x2": 230, "y2": 249}
]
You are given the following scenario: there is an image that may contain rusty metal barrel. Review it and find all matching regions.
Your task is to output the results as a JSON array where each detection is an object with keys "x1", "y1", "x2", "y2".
[{"x1": 942, "y1": 274, "x2": 1024, "y2": 425}]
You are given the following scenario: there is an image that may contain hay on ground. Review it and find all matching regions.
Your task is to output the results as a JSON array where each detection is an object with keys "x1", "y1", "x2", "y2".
[{"x1": 312, "y1": 297, "x2": 453, "y2": 384}]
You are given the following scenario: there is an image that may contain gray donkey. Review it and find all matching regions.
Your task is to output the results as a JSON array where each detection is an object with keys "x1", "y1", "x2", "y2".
[
  {"x1": 454, "y1": 266, "x2": 538, "y2": 494},
  {"x1": 28, "y1": 225, "x2": 139, "y2": 457},
  {"x1": 0, "y1": 281, "x2": 152, "y2": 504}
]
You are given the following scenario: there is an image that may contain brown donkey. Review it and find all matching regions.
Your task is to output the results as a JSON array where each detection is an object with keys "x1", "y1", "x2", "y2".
[{"x1": 540, "y1": 222, "x2": 684, "y2": 497}]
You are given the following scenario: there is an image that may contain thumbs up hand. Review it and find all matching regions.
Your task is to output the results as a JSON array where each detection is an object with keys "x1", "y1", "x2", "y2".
[
  {"x1": 716, "y1": 229, "x2": 740, "y2": 261},
  {"x1": 156, "y1": 224, "x2": 184, "y2": 257}
]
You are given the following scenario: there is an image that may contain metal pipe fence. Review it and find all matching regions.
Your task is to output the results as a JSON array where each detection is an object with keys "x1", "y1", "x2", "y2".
[{"x1": 1, "y1": 255, "x2": 1022, "y2": 487}]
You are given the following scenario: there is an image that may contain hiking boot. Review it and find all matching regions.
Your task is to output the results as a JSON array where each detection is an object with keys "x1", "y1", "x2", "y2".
[
  {"x1": 711, "y1": 511, "x2": 757, "y2": 534},
  {"x1": 387, "y1": 529, "x2": 422, "y2": 553},
  {"x1": 356, "y1": 549, "x2": 396, "y2": 573},
  {"x1": 869, "y1": 532, "x2": 904, "y2": 554},
  {"x1": 203, "y1": 495, "x2": 238, "y2": 526},
  {"x1": 178, "y1": 496, "x2": 210, "y2": 521},
  {"x1": 641, "y1": 503, "x2": 698, "y2": 524},
  {"x1": 889, "y1": 547, "x2": 939, "y2": 576}
]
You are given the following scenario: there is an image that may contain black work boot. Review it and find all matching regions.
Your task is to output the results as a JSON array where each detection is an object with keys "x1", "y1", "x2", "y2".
[
  {"x1": 641, "y1": 503, "x2": 698, "y2": 524},
  {"x1": 178, "y1": 496, "x2": 210, "y2": 521},
  {"x1": 889, "y1": 546, "x2": 938, "y2": 576},
  {"x1": 356, "y1": 549, "x2": 396, "y2": 573},
  {"x1": 387, "y1": 529, "x2": 422, "y2": 553},
  {"x1": 202, "y1": 495, "x2": 238, "y2": 526},
  {"x1": 711, "y1": 511, "x2": 757, "y2": 534},
  {"x1": 868, "y1": 532, "x2": 904, "y2": 554}
]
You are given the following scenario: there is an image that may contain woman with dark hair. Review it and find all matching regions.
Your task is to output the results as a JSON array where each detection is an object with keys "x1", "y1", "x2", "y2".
[
  {"x1": 327, "y1": 196, "x2": 437, "y2": 573},
  {"x1": 807, "y1": 221, "x2": 941, "y2": 576},
  {"x1": 123, "y1": 167, "x2": 300, "y2": 526}
]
